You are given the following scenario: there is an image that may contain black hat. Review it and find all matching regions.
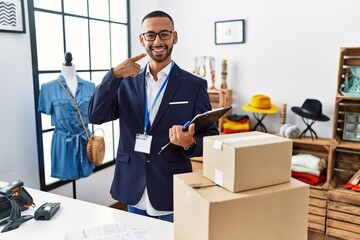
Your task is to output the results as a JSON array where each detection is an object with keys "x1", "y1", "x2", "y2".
[{"x1": 291, "y1": 99, "x2": 330, "y2": 122}]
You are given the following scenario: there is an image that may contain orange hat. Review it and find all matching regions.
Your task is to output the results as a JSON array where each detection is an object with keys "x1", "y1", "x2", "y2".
[{"x1": 242, "y1": 94, "x2": 278, "y2": 114}]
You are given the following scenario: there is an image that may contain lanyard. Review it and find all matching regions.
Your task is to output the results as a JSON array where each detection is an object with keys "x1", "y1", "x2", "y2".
[{"x1": 143, "y1": 61, "x2": 174, "y2": 134}]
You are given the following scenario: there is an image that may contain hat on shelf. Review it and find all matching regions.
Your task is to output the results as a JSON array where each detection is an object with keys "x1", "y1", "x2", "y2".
[
  {"x1": 242, "y1": 94, "x2": 278, "y2": 114},
  {"x1": 291, "y1": 99, "x2": 330, "y2": 122}
]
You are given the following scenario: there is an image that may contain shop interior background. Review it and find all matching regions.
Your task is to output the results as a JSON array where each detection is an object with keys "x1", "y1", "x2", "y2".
[{"x1": 1, "y1": 0, "x2": 359, "y2": 206}]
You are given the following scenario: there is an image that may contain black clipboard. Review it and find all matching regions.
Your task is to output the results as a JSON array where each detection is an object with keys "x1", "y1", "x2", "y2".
[{"x1": 158, "y1": 106, "x2": 232, "y2": 155}]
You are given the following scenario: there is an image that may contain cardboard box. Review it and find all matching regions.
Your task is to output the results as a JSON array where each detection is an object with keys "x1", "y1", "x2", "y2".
[
  {"x1": 203, "y1": 131, "x2": 292, "y2": 192},
  {"x1": 174, "y1": 172, "x2": 309, "y2": 240}
]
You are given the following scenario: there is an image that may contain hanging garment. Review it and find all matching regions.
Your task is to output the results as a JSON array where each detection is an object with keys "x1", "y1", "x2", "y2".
[{"x1": 38, "y1": 75, "x2": 96, "y2": 180}]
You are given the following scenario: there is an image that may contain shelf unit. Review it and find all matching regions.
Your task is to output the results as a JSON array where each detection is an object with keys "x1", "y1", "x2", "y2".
[
  {"x1": 207, "y1": 89, "x2": 232, "y2": 132},
  {"x1": 292, "y1": 137, "x2": 333, "y2": 233},
  {"x1": 326, "y1": 47, "x2": 360, "y2": 239}
]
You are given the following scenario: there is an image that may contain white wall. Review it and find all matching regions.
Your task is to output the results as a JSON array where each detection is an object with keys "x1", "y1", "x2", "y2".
[
  {"x1": 151, "y1": 0, "x2": 360, "y2": 137},
  {"x1": 1, "y1": 0, "x2": 359, "y2": 203},
  {"x1": 0, "y1": 0, "x2": 39, "y2": 189}
]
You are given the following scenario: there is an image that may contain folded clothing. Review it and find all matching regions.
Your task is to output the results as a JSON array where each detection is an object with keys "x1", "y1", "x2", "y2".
[
  {"x1": 293, "y1": 176, "x2": 315, "y2": 185},
  {"x1": 223, "y1": 114, "x2": 251, "y2": 134},
  {"x1": 291, "y1": 165, "x2": 322, "y2": 176},
  {"x1": 291, "y1": 154, "x2": 326, "y2": 171},
  {"x1": 292, "y1": 169, "x2": 326, "y2": 185},
  {"x1": 223, "y1": 129, "x2": 250, "y2": 134},
  {"x1": 227, "y1": 114, "x2": 249, "y2": 122}
]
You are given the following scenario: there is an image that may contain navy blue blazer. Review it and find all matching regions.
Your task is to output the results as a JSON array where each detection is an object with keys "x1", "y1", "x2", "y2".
[{"x1": 88, "y1": 62, "x2": 219, "y2": 211}]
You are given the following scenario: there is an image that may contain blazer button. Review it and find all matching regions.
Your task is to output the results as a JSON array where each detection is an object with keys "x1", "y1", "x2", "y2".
[{"x1": 146, "y1": 158, "x2": 151, "y2": 163}]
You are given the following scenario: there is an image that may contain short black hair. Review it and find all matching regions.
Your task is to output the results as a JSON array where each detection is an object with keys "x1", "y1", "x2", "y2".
[{"x1": 141, "y1": 10, "x2": 174, "y2": 29}]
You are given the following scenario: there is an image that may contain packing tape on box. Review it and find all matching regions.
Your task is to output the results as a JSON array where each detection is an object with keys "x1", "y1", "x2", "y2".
[
  {"x1": 214, "y1": 169, "x2": 224, "y2": 186},
  {"x1": 213, "y1": 134, "x2": 274, "y2": 150},
  {"x1": 186, "y1": 190, "x2": 193, "y2": 204}
]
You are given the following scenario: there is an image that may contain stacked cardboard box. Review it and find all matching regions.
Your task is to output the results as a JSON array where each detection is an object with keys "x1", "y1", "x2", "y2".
[
  {"x1": 174, "y1": 131, "x2": 309, "y2": 240},
  {"x1": 203, "y1": 131, "x2": 292, "y2": 192}
]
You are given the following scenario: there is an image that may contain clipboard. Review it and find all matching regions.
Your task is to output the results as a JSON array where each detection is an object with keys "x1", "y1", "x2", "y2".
[{"x1": 158, "y1": 106, "x2": 232, "y2": 155}]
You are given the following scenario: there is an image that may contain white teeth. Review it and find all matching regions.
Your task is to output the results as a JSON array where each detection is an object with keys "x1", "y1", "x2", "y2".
[{"x1": 153, "y1": 47, "x2": 165, "y2": 52}]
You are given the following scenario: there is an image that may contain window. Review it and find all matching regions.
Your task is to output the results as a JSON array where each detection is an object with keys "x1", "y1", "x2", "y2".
[{"x1": 29, "y1": 0, "x2": 130, "y2": 191}]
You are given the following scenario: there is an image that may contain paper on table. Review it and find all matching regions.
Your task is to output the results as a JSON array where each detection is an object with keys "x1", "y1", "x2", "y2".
[{"x1": 64, "y1": 222, "x2": 149, "y2": 240}]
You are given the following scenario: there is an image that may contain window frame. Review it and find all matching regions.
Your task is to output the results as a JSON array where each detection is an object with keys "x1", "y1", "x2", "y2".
[{"x1": 28, "y1": 0, "x2": 131, "y2": 192}]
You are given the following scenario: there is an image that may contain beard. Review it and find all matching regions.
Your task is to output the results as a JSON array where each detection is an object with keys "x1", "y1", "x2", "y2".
[{"x1": 146, "y1": 44, "x2": 173, "y2": 63}]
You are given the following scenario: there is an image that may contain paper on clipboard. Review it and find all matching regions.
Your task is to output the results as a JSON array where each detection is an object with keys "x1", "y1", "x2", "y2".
[{"x1": 158, "y1": 106, "x2": 232, "y2": 155}]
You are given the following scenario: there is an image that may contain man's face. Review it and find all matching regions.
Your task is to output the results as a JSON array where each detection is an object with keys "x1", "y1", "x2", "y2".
[{"x1": 139, "y1": 17, "x2": 177, "y2": 63}]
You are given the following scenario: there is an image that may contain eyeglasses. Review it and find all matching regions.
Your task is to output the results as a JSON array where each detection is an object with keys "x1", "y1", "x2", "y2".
[{"x1": 142, "y1": 30, "x2": 174, "y2": 41}]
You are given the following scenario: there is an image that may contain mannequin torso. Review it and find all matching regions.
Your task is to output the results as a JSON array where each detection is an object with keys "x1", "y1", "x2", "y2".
[{"x1": 61, "y1": 65, "x2": 78, "y2": 96}]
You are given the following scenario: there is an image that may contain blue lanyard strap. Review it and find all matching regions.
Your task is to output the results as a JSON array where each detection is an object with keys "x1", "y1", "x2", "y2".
[{"x1": 144, "y1": 61, "x2": 174, "y2": 134}]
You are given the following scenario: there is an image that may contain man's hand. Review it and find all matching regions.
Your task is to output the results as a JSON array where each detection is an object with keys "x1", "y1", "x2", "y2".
[
  {"x1": 112, "y1": 53, "x2": 147, "y2": 78},
  {"x1": 169, "y1": 123, "x2": 196, "y2": 148}
]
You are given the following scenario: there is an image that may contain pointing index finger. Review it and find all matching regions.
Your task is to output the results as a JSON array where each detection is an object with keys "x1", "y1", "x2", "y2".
[{"x1": 130, "y1": 53, "x2": 147, "y2": 62}]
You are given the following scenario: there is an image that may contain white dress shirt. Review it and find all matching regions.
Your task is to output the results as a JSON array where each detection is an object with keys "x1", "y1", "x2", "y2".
[{"x1": 132, "y1": 62, "x2": 173, "y2": 216}]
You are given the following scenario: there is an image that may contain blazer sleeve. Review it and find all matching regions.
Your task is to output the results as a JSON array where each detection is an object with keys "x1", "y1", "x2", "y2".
[{"x1": 88, "y1": 69, "x2": 122, "y2": 124}]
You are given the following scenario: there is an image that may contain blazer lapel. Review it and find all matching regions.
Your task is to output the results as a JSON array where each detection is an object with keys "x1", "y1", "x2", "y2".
[{"x1": 135, "y1": 69, "x2": 146, "y2": 129}]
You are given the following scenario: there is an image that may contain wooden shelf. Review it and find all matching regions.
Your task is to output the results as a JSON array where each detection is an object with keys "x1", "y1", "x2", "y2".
[
  {"x1": 207, "y1": 89, "x2": 232, "y2": 132},
  {"x1": 326, "y1": 47, "x2": 360, "y2": 239},
  {"x1": 291, "y1": 137, "x2": 333, "y2": 189},
  {"x1": 333, "y1": 136, "x2": 360, "y2": 150},
  {"x1": 308, "y1": 188, "x2": 328, "y2": 233},
  {"x1": 331, "y1": 179, "x2": 360, "y2": 193},
  {"x1": 292, "y1": 137, "x2": 333, "y2": 147},
  {"x1": 336, "y1": 94, "x2": 360, "y2": 101},
  {"x1": 326, "y1": 181, "x2": 360, "y2": 240}
]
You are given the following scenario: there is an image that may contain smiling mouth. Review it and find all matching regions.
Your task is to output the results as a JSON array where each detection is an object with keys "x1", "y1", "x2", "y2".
[{"x1": 152, "y1": 46, "x2": 166, "y2": 53}]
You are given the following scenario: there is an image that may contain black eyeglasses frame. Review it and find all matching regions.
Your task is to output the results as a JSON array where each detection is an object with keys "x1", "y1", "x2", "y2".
[{"x1": 142, "y1": 30, "x2": 175, "y2": 41}]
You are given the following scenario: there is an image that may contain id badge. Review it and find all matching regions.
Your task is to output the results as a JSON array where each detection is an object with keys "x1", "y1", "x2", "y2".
[{"x1": 134, "y1": 133, "x2": 152, "y2": 154}]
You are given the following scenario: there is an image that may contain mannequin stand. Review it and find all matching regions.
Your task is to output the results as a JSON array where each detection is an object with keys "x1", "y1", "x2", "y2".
[
  {"x1": 0, "y1": 196, "x2": 33, "y2": 232},
  {"x1": 252, "y1": 113, "x2": 268, "y2": 132},
  {"x1": 299, "y1": 117, "x2": 318, "y2": 140}
]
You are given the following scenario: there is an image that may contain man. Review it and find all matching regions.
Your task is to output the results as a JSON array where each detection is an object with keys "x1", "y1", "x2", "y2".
[{"x1": 88, "y1": 10, "x2": 218, "y2": 222}]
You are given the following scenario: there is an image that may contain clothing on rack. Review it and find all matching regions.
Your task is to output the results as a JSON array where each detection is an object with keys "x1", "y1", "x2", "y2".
[{"x1": 38, "y1": 75, "x2": 96, "y2": 180}]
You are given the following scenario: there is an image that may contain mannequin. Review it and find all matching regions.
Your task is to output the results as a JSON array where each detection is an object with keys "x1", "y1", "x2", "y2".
[
  {"x1": 38, "y1": 51, "x2": 96, "y2": 181},
  {"x1": 61, "y1": 52, "x2": 78, "y2": 96}
]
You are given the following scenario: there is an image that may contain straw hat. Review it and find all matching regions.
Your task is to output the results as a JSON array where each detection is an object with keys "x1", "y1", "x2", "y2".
[{"x1": 242, "y1": 94, "x2": 278, "y2": 114}]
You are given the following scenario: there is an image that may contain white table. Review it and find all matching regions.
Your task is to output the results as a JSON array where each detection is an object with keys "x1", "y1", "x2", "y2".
[{"x1": 0, "y1": 181, "x2": 173, "y2": 240}]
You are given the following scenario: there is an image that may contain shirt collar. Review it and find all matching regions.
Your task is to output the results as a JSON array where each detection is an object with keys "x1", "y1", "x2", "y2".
[
  {"x1": 59, "y1": 74, "x2": 83, "y2": 86},
  {"x1": 145, "y1": 61, "x2": 173, "y2": 80}
]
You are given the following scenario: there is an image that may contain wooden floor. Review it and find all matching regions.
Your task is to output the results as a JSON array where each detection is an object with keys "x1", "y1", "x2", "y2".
[{"x1": 111, "y1": 202, "x2": 342, "y2": 240}]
